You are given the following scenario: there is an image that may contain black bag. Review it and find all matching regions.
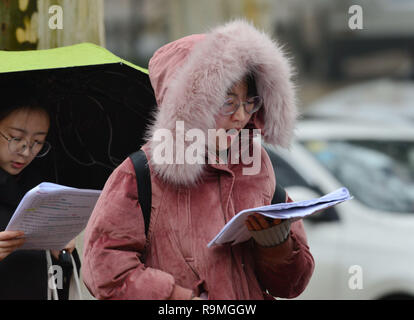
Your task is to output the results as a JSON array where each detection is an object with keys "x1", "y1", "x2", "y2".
[{"x1": 129, "y1": 149, "x2": 286, "y2": 237}]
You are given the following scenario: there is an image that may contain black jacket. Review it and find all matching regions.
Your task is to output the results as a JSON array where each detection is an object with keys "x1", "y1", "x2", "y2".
[{"x1": 0, "y1": 167, "x2": 80, "y2": 300}]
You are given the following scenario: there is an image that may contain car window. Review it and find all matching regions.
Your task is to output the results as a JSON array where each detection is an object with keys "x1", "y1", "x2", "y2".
[
  {"x1": 302, "y1": 140, "x2": 414, "y2": 213},
  {"x1": 264, "y1": 147, "x2": 311, "y2": 188}
]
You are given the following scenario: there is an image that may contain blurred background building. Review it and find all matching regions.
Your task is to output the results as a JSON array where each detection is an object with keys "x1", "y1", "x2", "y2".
[
  {"x1": 2, "y1": 0, "x2": 412, "y2": 107},
  {"x1": 104, "y1": 0, "x2": 278, "y2": 67},
  {"x1": 103, "y1": 0, "x2": 414, "y2": 108}
]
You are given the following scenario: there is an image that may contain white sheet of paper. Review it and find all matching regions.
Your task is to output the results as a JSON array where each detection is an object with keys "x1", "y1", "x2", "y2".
[
  {"x1": 6, "y1": 182, "x2": 101, "y2": 250},
  {"x1": 207, "y1": 187, "x2": 352, "y2": 247}
]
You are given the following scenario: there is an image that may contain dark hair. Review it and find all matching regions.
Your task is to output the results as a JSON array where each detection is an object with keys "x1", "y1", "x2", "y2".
[
  {"x1": 0, "y1": 78, "x2": 49, "y2": 122},
  {"x1": 246, "y1": 72, "x2": 258, "y2": 97}
]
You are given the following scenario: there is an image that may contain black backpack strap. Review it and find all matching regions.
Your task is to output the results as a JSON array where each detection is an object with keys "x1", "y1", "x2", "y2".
[
  {"x1": 272, "y1": 182, "x2": 287, "y2": 204},
  {"x1": 129, "y1": 149, "x2": 152, "y2": 237},
  {"x1": 262, "y1": 145, "x2": 287, "y2": 204},
  {"x1": 129, "y1": 146, "x2": 285, "y2": 237}
]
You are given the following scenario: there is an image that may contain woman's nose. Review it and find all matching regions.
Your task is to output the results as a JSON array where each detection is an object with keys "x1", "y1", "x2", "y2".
[
  {"x1": 231, "y1": 104, "x2": 248, "y2": 122},
  {"x1": 18, "y1": 144, "x2": 31, "y2": 157}
]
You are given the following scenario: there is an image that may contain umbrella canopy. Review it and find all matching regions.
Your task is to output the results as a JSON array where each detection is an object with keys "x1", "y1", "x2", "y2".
[{"x1": 0, "y1": 43, "x2": 156, "y2": 189}]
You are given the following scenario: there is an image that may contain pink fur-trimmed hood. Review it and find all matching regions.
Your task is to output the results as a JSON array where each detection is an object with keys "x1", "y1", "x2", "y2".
[{"x1": 146, "y1": 20, "x2": 298, "y2": 186}]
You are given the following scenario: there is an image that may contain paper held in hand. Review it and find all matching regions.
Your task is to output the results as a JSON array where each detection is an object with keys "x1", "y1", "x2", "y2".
[
  {"x1": 207, "y1": 187, "x2": 352, "y2": 248},
  {"x1": 6, "y1": 182, "x2": 101, "y2": 250}
]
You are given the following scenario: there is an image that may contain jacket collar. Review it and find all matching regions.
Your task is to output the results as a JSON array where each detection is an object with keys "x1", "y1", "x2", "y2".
[{"x1": 0, "y1": 168, "x2": 11, "y2": 186}]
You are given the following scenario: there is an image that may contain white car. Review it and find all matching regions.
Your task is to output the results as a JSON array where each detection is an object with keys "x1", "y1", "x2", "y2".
[
  {"x1": 304, "y1": 79, "x2": 414, "y2": 124},
  {"x1": 265, "y1": 119, "x2": 414, "y2": 299}
]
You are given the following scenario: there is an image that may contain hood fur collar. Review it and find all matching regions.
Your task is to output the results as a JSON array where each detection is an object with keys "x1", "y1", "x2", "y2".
[{"x1": 145, "y1": 20, "x2": 298, "y2": 186}]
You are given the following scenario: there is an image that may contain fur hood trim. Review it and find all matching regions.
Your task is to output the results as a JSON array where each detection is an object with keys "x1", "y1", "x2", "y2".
[{"x1": 146, "y1": 20, "x2": 298, "y2": 186}]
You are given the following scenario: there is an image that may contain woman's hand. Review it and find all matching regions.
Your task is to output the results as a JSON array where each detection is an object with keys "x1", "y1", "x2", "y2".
[
  {"x1": 245, "y1": 213, "x2": 281, "y2": 231},
  {"x1": 0, "y1": 230, "x2": 25, "y2": 262},
  {"x1": 51, "y1": 238, "x2": 77, "y2": 260}
]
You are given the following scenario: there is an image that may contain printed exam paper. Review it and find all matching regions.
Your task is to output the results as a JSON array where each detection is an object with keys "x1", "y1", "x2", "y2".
[
  {"x1": 6, "y1": 182, "x2": 101, "y2": 250},
  {"x1": 208, "y1": 187, "x2": 352, "y2": 247}
]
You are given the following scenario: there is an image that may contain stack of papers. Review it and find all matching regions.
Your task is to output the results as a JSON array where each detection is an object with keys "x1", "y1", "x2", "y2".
[
  {"x1": 208, "y1": 187, "x2": 352, "y2": 247},
  {"x1": 6, "y1": 182, "x2": 101, "y2": 250}
]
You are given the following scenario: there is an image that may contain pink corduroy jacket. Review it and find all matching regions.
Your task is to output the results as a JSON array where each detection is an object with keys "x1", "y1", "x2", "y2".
[{"x1": 82, "y1": 20, "x2": 314, "y2": 300}]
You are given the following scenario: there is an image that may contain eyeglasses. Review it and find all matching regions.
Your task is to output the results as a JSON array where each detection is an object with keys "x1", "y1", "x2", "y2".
[
  {"x1": 220, "y1": 96, "x2": 263, "y2": 116},
  {"x1": 0, "y1": 131, "x2": 51, "y2": 158}
]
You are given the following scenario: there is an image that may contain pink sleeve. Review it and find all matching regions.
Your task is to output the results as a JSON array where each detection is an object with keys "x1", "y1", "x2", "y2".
[
  {"x1": 253, "y1": 195, "x2": 315, "y2": 299},
  {"x1": 81, "y1": 158, "x2": 192, "y2": 300}
]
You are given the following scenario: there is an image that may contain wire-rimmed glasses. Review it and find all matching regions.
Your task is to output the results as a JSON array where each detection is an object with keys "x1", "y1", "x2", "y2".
[
  {"x1": 0, "y1": 131, "x2": 51, "y2": 158},
  {"x1": 220, "y1": 96, "x2": 263, "y2": 116}
]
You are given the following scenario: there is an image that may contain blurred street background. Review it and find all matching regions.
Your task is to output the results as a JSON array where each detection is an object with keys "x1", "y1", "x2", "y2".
[
  {"x1": 102, "y1": 0, "x2": 414, "y2": 108},
  {"x1": 2, "y1": 0, "x2": 413, "y2": 115}
]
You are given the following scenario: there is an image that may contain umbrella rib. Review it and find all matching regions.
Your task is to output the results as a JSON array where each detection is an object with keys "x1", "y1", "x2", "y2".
[
  {"x1": 55, "y1": 101, "x2": 115, "y2": 170},
  {"x1": 85, "y1": 94, "x2": 120, "y2": 168}
]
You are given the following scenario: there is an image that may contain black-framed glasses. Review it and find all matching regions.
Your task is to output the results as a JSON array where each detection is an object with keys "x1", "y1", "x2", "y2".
[
  {"x1": 0, "y1": 131, "x2": 51, "y2": 158},
  {"x1": 220, "y1": 96, "x2": 263, "y2": 116}
]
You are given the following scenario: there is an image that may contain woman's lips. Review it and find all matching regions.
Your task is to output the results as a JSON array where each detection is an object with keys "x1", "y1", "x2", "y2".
[
  {"x1": 226, "y1": 128, "x2": 241, "y2": 135},
  {"x1": 11, "y1": 161, "x2": 26, "y2": 169}
]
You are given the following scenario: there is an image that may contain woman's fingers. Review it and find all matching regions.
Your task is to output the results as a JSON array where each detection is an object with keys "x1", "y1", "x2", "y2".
[
  {"x1": 245, "y1": 213, "x2": 282, "y2": 231},
  {"x1": 0, "y1": 230, "x2": 25, "y2": 241},
  {"x1": 254, "y1": 214, "x2": 271, "y2": 229},
  {"x1": 0, "y1": 231, "x2": 26, "y2": 262},
  {"x1": 0, "y1": 237, "x2": 26, "y2": 249},
  {"x1": 245, "y1": 213, "x2": 269, "y2": 231},
  {"x1": 0, "y1": 235, "x2": 25, "y2": 262},
  {"x1": 245, "y1": 214, "x2": 263, "y2": 231},
  {"x1": 245, "y1": 219, "x2": 255, "y2": 231},
  {"x1": 0, "y1": 247, "x2": 18, "y2": 261},
  {"x1": 64, "y1": 238, "x2": 77, "y2": 253}
]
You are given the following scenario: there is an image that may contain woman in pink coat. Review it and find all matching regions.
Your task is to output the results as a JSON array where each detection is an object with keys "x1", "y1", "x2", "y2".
[{"x1": 82, "y1": 20, "x2": 314, "y2": 300}]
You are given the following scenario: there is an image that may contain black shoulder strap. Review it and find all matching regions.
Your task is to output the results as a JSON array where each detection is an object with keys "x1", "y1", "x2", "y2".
[
  {"x1": 129, "y1": 147, "x2": 285, "y2": 237},
  {"x1": 272, "y1": 182, "x2": 287, "y2": 204},
  {"x1": 261, "y1": 146, "x2": 287, "y2": 204},
  {"x1": 129, "y1": 150, "x2": 152, "y2": 237}
]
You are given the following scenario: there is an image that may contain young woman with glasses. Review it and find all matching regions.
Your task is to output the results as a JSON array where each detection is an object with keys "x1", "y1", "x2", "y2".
[{"x1": 0, "y1": 91, "x2": 77, "y2": 299}]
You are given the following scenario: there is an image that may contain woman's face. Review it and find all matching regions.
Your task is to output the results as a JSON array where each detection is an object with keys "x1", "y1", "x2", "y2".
[
  {"x1": 214, "y1": 79, "x2": 253, "y2": 151},
  {"x1": 0, "y1": 108, "x2": 50, "y2": 175}
]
